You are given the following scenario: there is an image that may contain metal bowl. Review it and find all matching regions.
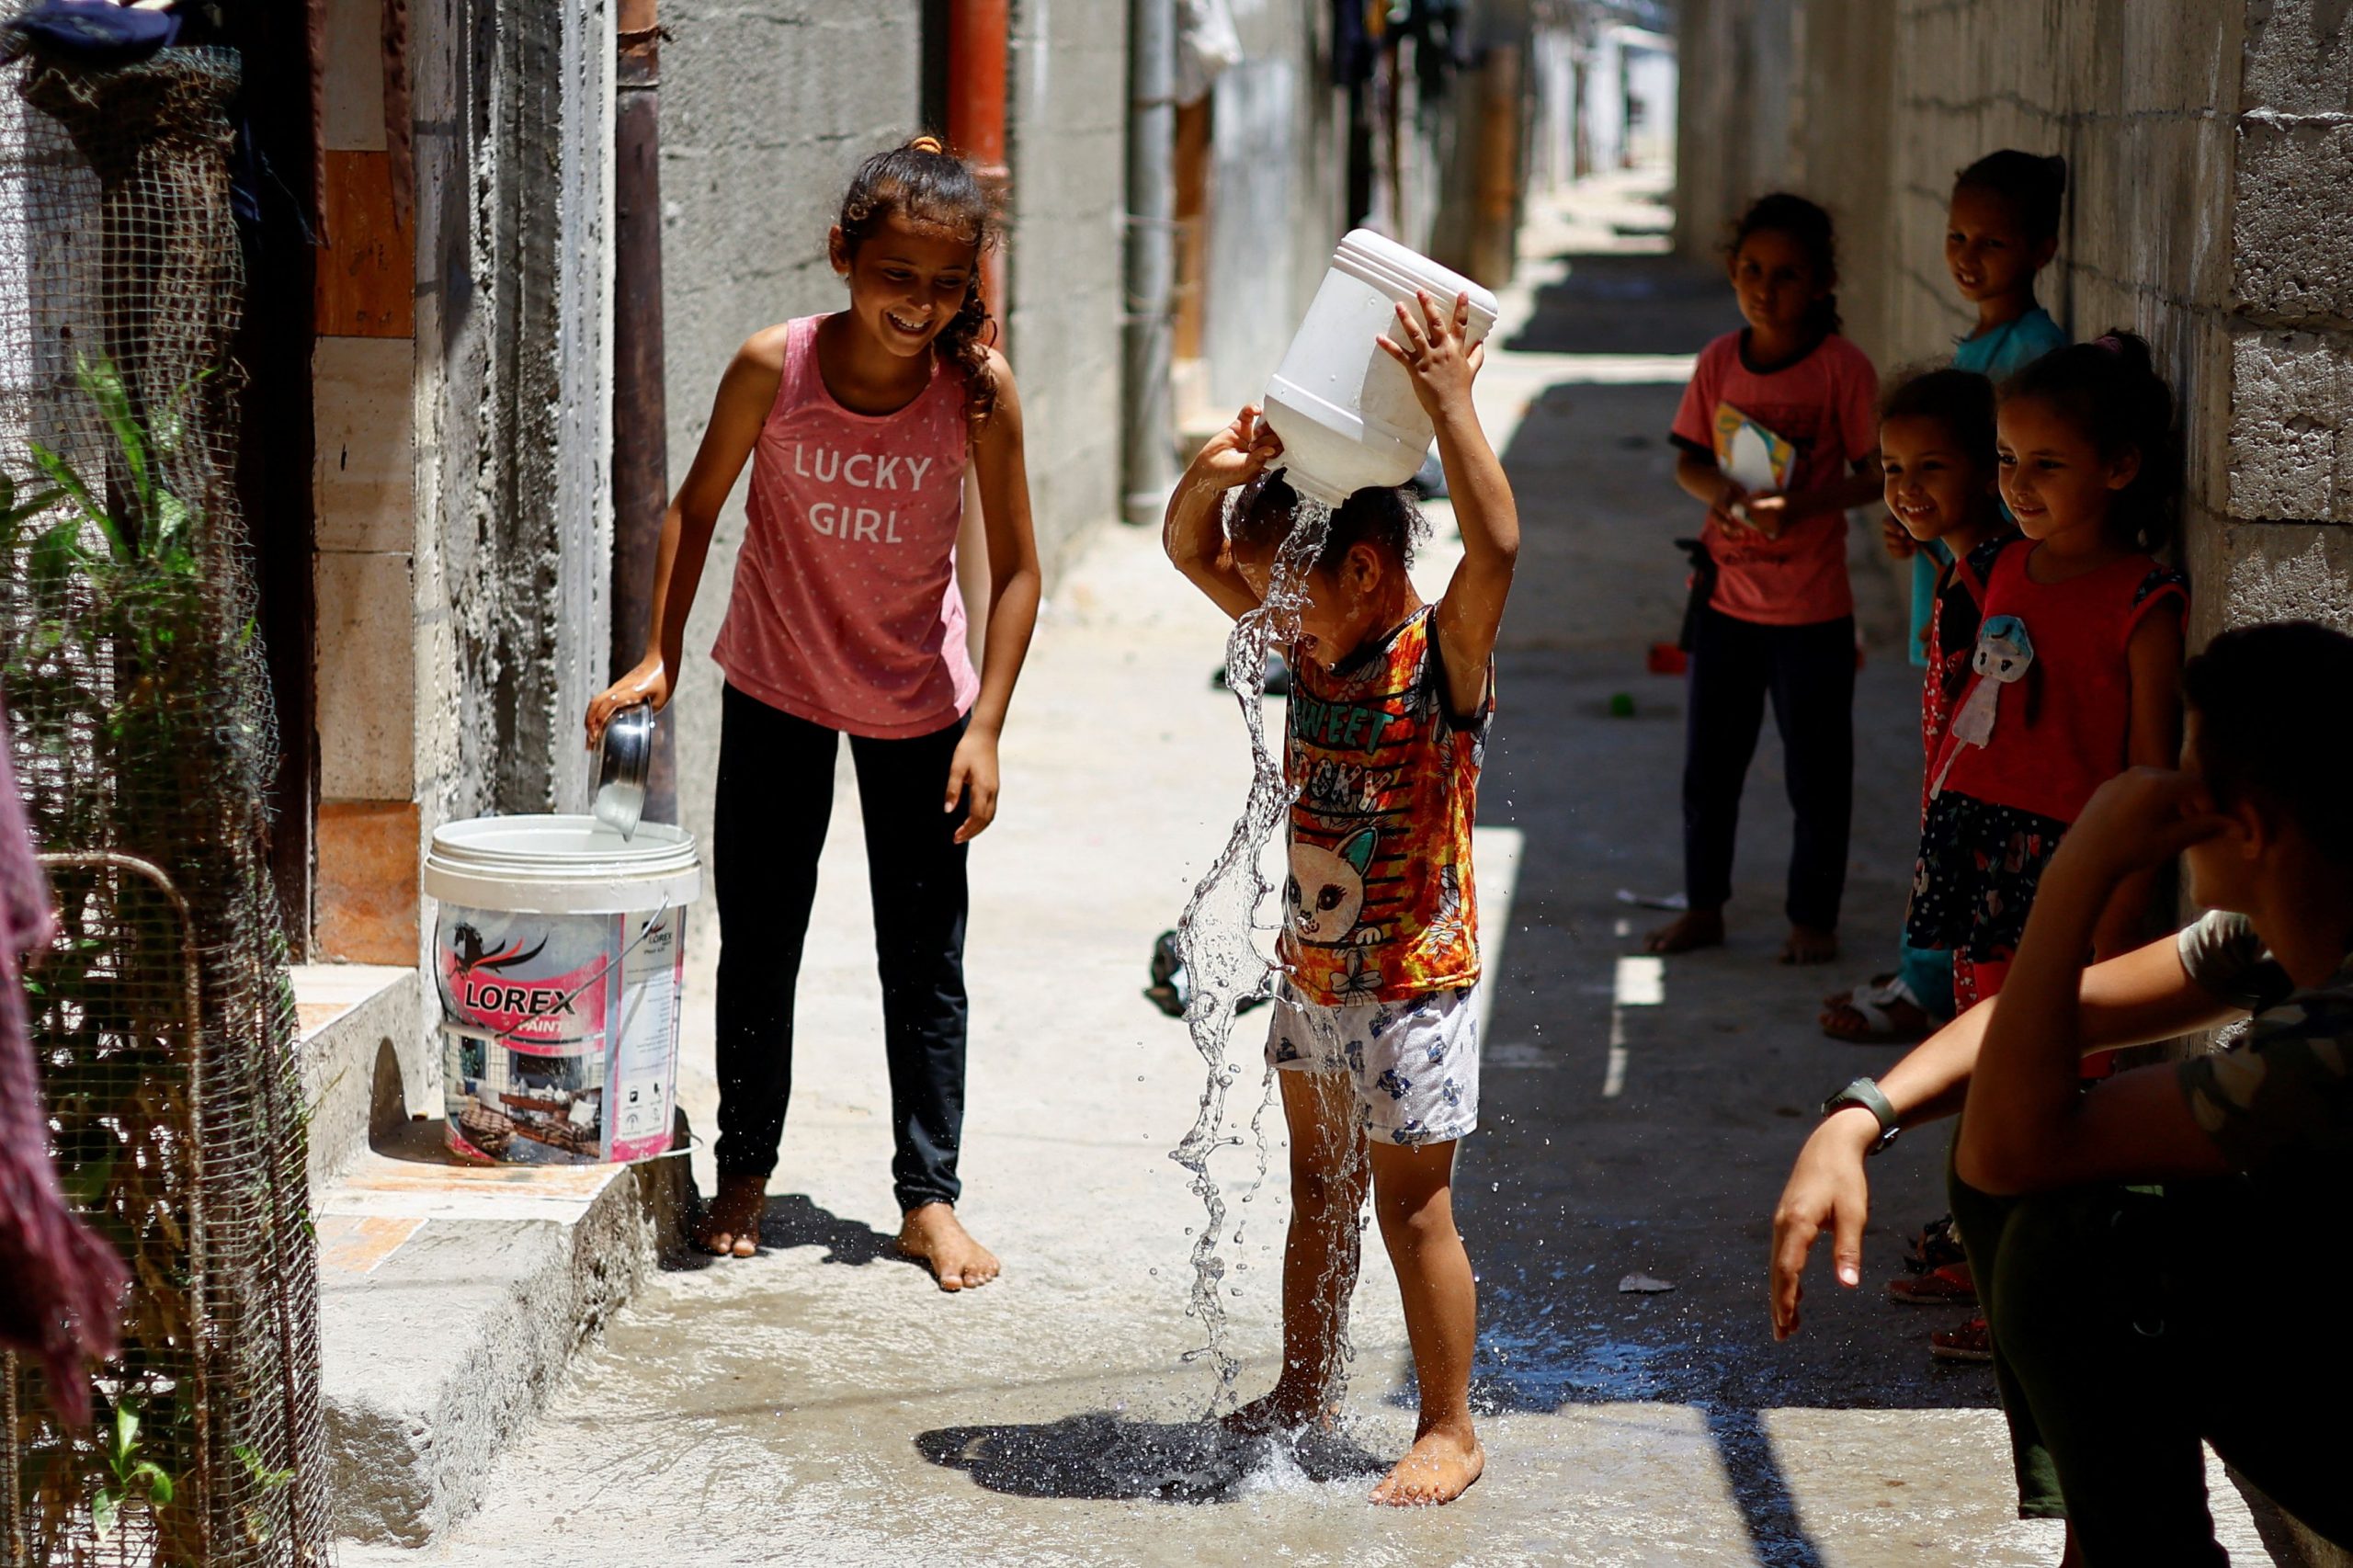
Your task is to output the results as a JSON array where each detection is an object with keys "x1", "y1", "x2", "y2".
[{"x1": 592, "y1": 701, "x2": 654, "y2": 839}]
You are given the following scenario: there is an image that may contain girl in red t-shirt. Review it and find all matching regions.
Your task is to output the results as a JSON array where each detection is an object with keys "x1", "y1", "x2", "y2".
[
  {"x1": 1905, "y1": 334, "x2": 2188, "y2": 1008},
  {"x1": 1650, "y1": 194, "x2": 1885, "y2": 964}
]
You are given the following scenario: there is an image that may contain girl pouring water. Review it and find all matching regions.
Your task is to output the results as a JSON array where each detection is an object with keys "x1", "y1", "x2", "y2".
[{"x1": 585, "y1": 137, "x2": 1042, "y2": 1289}]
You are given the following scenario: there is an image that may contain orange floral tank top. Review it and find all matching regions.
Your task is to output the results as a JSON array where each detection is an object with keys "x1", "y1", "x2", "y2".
[{"x1": 1281, "y1": 606, "x2": 1488, "y2": 1006}]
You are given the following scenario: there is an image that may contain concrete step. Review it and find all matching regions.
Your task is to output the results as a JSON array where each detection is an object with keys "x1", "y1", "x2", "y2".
[
  {"x1": 313, "y1": 1118, "x2": 689, "y2": 1546},
  {"x1": 293, "y1": 963, "x2": 426, "y2": 1189}
]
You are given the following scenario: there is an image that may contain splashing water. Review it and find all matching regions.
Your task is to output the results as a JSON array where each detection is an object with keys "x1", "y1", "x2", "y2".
[{"x1": 1167, "y1": 494, "x2": 1335, "y2": 1413}]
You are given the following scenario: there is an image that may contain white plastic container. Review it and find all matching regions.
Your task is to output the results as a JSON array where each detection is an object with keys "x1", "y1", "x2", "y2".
[
  {"x1": 423, "y1": 815, "x2": 701, "y2": 1166},
  {"x1": 1261, "y1": 230, "x2": 1500, "y2": 506}
]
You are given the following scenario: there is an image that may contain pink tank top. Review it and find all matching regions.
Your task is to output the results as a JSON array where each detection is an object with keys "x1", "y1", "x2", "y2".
[{"x1": 711, "y1": 315, "x2": 980, "y2": 738}]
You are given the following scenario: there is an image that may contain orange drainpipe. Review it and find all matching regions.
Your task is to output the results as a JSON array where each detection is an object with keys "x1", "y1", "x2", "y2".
[{"x1": 947, "y1": 0, "x2": 1011, "y2": 351}]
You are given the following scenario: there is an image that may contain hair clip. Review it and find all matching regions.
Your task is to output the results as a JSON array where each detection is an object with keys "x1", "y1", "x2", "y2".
[
  {"x1": 2094, "y1": 334, "x2": 2127, "y2": 354},
  {"x1": 909, "y1": 134, "x2": 946, "y2": 154}
]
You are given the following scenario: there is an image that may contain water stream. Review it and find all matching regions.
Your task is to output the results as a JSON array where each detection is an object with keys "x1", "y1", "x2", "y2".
[{"x1": 1166, "y1": 494, "x2": 1344, "y2": 1416}]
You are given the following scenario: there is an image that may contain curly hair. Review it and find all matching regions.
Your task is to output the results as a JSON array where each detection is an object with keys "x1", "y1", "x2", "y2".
[
  {"x1": 836, "y1": 136, "x2": 1002, "y2": 427},
  {"x1": 1225, "y1": 471, "x2": 1428, "y2": 574}
]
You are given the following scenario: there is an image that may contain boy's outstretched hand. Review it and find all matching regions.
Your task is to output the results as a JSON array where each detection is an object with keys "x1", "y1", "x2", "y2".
[{"x1": 1379, "y1": 290, "x2": 1484, "y2": 423}]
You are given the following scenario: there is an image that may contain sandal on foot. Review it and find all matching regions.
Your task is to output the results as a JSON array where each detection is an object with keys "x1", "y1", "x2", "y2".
[
  {"x1": 1820, "y1": 974, "x2": 1941, "y2": 1043},
  {"x1": 1888, "y1": 1262, "x2": 1977, "y2": 1306},
  {"x1": 1929, "y1": 1315, "x2": 1994, "y2": 1364}
]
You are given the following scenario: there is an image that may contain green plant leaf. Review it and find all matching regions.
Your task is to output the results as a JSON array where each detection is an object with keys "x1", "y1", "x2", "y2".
[
  {"x1": 76, "y1": 354, "x2": 152, "y2": 526},
  {"x1": 131, "y1": 1460, "x2": 173, "y2": 1506},
  {"x1": 92, "y1": 1486, "x2": 119, "y2": 1538}
]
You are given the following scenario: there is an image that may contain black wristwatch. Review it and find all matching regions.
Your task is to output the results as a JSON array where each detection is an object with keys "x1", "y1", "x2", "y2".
[{"x1": 1821, "y1": 1076, "x2": 1901, "y2": 1155}]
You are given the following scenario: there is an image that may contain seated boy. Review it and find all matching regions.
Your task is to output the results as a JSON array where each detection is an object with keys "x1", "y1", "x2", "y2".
[
  {"x1": 1163, "y1": 290, "x2": 1517, "y2": 1506},
  {"x1": 1769, "y1": 619, "x2": 2353, "y2": 1564}
]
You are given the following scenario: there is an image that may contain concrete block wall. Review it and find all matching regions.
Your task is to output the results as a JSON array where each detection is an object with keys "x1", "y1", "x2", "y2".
[
  {"x1": 1677, "y1": 0, "x2": 2353, "y2": 653},
  {"x1": 2209, "y1": 0, "x2": 2353, "y2": 654},
  {"x1": 657, "y1": 0, "x2": 926, "y2": 962},
  {"x1": 1006, "y1": 0, "x2": 1128, "y2": 580},
  {"x1": 1204, "y1": 0, "x2": 1347, "y2": 415},
  {"x1": 412, "y1": 0, "x2": 615, "y2": 991}
]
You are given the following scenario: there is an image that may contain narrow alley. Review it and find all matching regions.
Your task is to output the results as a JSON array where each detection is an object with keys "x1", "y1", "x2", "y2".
[{"x1": 342, "y1": 176, "x2": 2272, "y2": 1567}]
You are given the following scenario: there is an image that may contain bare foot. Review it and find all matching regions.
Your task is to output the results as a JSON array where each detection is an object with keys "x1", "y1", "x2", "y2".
[
  {"x1": 1221, "y1": 1387, "x2": 1330, "y2": 1438},
  {"x1": 1369, "y1": 1422, "x2": 1484, "y2": 1506},
  {"x1": 897, "y1": 1202, "x2": 1000, "y2": 1292},
  {"x1": 696, "y1": 1173, "x2": 766, "y2": 1258},
  {"x1": 1644, "y1": 907, "x2": 1724, "y2": 954},
  {"x1": 1779, "y1": 924, "x2": 1838, "y2": 966}
]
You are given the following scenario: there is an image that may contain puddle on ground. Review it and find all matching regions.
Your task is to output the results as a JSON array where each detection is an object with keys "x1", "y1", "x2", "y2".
[{"x1": 916, "y1": 1411, "x2": 1385, "y2": 1504}]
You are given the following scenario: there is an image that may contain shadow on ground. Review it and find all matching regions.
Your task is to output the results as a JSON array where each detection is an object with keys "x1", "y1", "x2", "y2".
[
  {"x1": 662, "y1": 1191, "x2": 924, "y2": 1273},
  {"x1": 915, "y1": 1413, "x2": 1385, "y2": 1503},
  {"x1": 1503, "y1": 251, "x2": 1741, "y2": 357}
]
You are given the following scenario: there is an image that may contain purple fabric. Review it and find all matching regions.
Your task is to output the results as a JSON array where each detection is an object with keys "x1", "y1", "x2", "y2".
[{"x1": 0, "y1": 702, "x2": 124, "y2": 1426}]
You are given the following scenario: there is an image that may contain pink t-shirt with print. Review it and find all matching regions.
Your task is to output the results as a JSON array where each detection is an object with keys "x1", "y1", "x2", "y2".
[
  {"x1": 712, "y1": 315, "x2": 980, "y2": 738},
  {"x1": 1669, "y1": 330, "x2": 1880, "y2": 626}
]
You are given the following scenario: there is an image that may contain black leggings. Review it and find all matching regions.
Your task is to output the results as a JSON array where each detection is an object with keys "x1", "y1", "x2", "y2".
[
  {"x1": 711, "y1": 684, "x2": 970, "y2": 1211},
  {"x1": 1680, "y1": 606, "x2": 1854, "y2": 930}
]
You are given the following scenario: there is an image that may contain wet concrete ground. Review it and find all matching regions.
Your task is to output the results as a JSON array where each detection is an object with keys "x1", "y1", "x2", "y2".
[{"x1": 350, "y1": 175, "x2": 2270, "y2": 1565}]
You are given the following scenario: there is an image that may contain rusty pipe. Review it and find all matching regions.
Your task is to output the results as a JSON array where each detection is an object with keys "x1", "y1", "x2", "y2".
[
  {"x1": 946, "y1": 0, "x2": 1011, "y2": 351},
  {"x1": 612, "y1": 0, "x2": 676, "y2": 819}
]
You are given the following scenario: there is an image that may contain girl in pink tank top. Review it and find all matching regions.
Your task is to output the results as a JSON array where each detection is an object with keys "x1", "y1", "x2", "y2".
[
  {"x1": 1905, "y1": 334, "x2": 2188, "y2": 1009},
  {"x1": 585, "y1": 139, "x2": 1042, "y2": 1286}
]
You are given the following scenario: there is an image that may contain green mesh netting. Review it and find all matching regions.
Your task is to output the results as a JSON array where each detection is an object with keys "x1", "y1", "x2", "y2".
[{"x1": 0, "y1": 44, "x2": 329, "y2": 1568}]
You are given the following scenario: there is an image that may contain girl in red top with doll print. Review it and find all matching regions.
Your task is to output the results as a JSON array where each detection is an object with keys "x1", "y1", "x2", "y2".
[
  {"x1": 585, "y1": 138, "x2": 1044, "y2": 1291},
  {"x1": 1650, "y1": 194, "x2": 1885, "y2": 966},
  {"x1": 1905, "y1": 334, "x2": 2188, "y2": 1009}
]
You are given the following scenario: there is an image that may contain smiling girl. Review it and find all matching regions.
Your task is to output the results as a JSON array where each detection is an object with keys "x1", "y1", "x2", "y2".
[
  {"x1": 1906, "y1": 334, "x2": 2187, "y2": 1014},
  {"x1": 1651, "y1": 193, "x2": 1884, "y2": 965},
  {"x1": 585, "y1": 137, "x2": 1042, "y2": 1287},
  {"x1": 1822, "y1": 368, "x2": 2011, "y2": 1043}
]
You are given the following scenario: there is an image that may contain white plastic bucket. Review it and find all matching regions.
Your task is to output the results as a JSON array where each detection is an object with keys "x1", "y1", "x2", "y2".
[
  {"x1": 423, "y1": 815, "x2": 702, "y2": 1166},
  {"x1": 1261, "y1": 229, "x2": 1500, "y2": 507}
]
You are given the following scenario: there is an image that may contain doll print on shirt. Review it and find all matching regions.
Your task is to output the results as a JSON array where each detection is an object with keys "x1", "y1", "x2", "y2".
[{"x1": 1931, "y1": 614, "x2": 2034, "y2": 798}]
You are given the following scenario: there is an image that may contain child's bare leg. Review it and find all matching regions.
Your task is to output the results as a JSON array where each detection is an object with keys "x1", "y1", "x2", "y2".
[
  {"x1": 1225, "y1": 1071, "x2": 1370, "y2": 1435},
  {"x1": 1365, "y1": 1138, "x2": 1484, "y2": 1506}
]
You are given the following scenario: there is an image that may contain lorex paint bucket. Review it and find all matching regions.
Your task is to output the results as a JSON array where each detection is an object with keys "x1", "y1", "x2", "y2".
[
  {"x1": 424, "y1": 815, "x2": 701, "y2": 1165},
  {"x1": 1261, "y1": 229, "x2": 1499, "y2": 507}
]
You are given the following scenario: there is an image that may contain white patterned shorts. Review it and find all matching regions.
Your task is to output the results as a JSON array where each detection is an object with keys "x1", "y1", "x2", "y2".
[{"x1": 1265, "y1": 979, "x2": 1481, "y2": 1147}]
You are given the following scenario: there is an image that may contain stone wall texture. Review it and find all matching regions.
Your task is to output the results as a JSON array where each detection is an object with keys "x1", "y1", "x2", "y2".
[
  {"x1": 657, "y1": 0, "x2": 927, "y2": 959},
  {"x1": 1677, "y1": 0, "x2": 2353, "y2": 654},
  {"x1": 414, "y1": 0, "x2": 615, "y2": 829}
]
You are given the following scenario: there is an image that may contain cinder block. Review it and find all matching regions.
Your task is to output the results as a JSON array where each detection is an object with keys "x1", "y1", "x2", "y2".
[
  {"x1": 2189, "y1": 519, "x2": 2353, "y2": 640},
  {"x1": 316, "y1": 799, "x2": 421, "y2": 965},
  {"x1": 316, "y1": 551, "x2": 418, "y2": 799},
  {"x1": 2233, "y1": 119, "x2": 2353, "y2": 327},
  {"x1": 2242, "y1": 0, "x2": 2353, "y2": 118},
  {"x1": 2227, "y1": 328, "x2": 2353, "y2": 522},
  {"x1": 314, "y1": 335, "x2": 415, "y2": 552}
]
